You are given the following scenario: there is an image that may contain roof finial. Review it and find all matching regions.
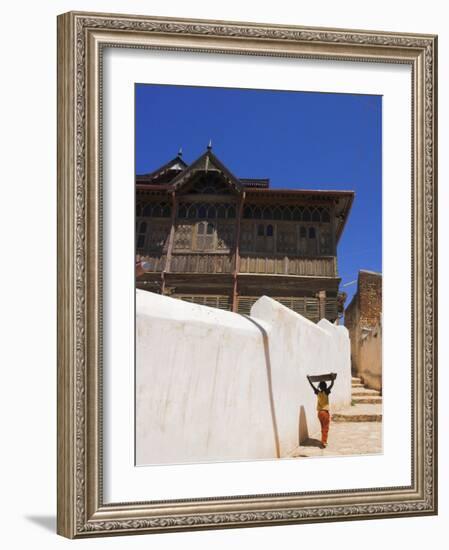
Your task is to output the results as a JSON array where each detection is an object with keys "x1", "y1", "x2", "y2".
[
  {"x1": 207, "y1": 139, "x2": 212, "y2": 151},
  {"x1": 177, "y1": 147, "x2": 183, "y2": 158}
]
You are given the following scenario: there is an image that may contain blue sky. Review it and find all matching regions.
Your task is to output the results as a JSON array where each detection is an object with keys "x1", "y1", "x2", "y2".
[{"x1": 135, "y1": 84, "x2": 382, "y2": 306}]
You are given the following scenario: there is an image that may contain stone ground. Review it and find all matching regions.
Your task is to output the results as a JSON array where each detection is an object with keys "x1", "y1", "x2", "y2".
[
  {"x1": 287, "y1": 376, "x2": 383, "y2": 459},
  {"x1": 287, "y1": 422, "x2": 382, "y2": 458}
]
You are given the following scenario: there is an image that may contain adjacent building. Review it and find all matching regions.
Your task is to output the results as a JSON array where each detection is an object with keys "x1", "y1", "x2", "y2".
[
  {"x1": 344, "y1": 270, "x2": 382, "y2": 390},
  {"x1": 136, "y1": 145, "x2": 354, "y2": 323}
]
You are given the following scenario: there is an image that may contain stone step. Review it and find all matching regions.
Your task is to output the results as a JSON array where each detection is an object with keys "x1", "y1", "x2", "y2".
[
  {"x1": 352, "y1": 388, "x2": 381, "y2": 397},
  {"x1": 332, "y1": 404, "x2": 382, "y2": 423},
  {"x1": 351, "y1": 383, "x2": 364, "y2": 388},
  {"x1": 333, "y1": 413, "x2": 382, "y2": 422},
  {"x1": 352, "y1": 377, "x2": 362, "y2": 382},
  {"x1": 353, "y1": 396, "x2": 383, "y2": 405}
]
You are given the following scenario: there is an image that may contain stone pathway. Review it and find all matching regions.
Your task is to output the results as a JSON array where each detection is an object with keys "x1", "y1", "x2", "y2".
[
  {"x1": 287, "y1": 376, "x2": 383, "y2": 458},
  {"x1": 288, "y1": 422, "x2": 382, "y2": 458}
]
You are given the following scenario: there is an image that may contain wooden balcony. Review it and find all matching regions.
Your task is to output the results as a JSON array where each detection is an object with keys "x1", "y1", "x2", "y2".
[{"x1": 139, "y1": 253, "x2": 337, "y2": 277}]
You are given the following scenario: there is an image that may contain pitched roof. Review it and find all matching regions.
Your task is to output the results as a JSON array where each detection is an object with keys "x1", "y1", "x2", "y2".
[
  {"x1": 136, "y1": 154, "x2": 188, "y2": 184},
  {"x1": 169, "y1": 148, "x2": 242, "y2": 193}
]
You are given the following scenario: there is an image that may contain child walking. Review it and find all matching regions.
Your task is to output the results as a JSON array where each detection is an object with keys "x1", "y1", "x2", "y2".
[{"x1": 307, "y1": 374, "x2": 336, "y2": 448}]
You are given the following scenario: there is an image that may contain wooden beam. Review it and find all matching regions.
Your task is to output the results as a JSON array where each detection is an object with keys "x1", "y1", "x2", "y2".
[
  {"x1": 232, "y1": 192, "x2": 245, "y2": 312},
  {"x1": 179, "y1": 193, "x2": 238, "y2": 203},
  {"x1": 161, "y1": 191, "x2": 177, "y2": 294}
]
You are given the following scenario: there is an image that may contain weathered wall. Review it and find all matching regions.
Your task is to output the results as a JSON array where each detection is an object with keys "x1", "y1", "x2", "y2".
[
  {"x1": 136, "y1": 290, "x2": 351, "y2": 465},
  {"x1": 358, "y1": 322, "x2": 382, "y2": 391},
  {"x1": 345, "y1": 270, "x2": 382, "y2": 387},
  {"x1": 358, "y1": 271, "x2": 382, "y2": 329}
]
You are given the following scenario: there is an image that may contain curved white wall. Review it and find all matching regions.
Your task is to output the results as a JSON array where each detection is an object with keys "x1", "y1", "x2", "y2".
[{"x1": 136, "y1": 290, "x2": 351, "y2": 465}]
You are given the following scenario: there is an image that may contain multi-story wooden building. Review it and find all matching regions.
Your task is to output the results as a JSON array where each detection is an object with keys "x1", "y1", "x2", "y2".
[{"x1": 136, "y1": 145, "x2": 354, "y2": 322}]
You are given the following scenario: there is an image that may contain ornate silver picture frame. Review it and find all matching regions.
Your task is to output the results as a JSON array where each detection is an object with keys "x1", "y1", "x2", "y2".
[{"x1": 57, "y1": 11, "x2": 437, "y2": 538}]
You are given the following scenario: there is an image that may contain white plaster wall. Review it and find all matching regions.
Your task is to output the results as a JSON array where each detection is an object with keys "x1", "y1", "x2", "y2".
[
  {"x1": 136, "y1": 290, "x2": 351, "y2": 465},
  {"x1": 251, "y1": 297, "x2": 352, "y2": 453},
  {"x1": 136, "y1": 290, "x2": 274, "y2": 465}
]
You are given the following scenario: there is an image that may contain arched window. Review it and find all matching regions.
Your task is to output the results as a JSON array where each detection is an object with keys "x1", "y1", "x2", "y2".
[
  {"x1": 273, "y1": 207, "x2": 282, "y2": 220},
  {"x1": 198, "y1": 205, "x2": 207, "y2": 219},
  {"x1": 309, "y1": 227, "x2": 316, "y2": 238},
  {"x1": 208, "y1": 206, "x2": 216, "y2": 219},
  {"x1": 257, "y1": 224, "x2": 265, "y2": 237},
  {"x1": 178, "y1": 204, "x2": 187, "y2": 218},
  {"x1": 300, "y1": 226, "x2": 307, "y2": 238},
  {"x1": 227, "y1": 206, "x2": 236, "y2": 219},
  {"x1": 263, "y1": 207, "x2": 273, "y2": 220},
  {"x1": 206, "y1": 222, "x2": 214, "y2": 235},
  {"x1": 303, "y1": 208, "x2": 311, "y2": 222},
  {"x1": 322, "y1": 208, "x2": 330, "y2": 222},
  {"x1": 143, "y1": 203, "x2": 151, "y2": 216},
  {"x1": 266, "y1": 224, "x2": 274, "y2": 237},
  {"x1": 292, "y1": 207, "x2": 302, "y2": 221},
  {"x1": 253, "y1": 207, "x2": 262, "y2": 219},
  {"x1": 282, "y1": 208, "x2": 292, "y2": 221},
  {"x1": 188, "y1": 205, "x2": 197, "y2": 219},
  {"x1": 312, "y1": 209, "x2": 320, "y2": 222}
]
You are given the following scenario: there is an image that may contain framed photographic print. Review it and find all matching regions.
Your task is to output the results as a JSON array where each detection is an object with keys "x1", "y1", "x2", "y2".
[{"x1": 57, "y1": 11, "x2": 438, "y2": 538}]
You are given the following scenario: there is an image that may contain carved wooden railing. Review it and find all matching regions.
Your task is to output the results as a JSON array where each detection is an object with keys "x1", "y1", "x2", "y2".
[
  {"x1": 238, "y1": 255, "x2": 336, "y2": 277},
  {"x1": 170, "y1": 253, "x2": 233, "y2": 274},
  {"x1": 138, "y1": 254, "x2": 167, "y2": 272},
  {"x1": 138, "y1": 253, "x2": 336, "y2": 277}
]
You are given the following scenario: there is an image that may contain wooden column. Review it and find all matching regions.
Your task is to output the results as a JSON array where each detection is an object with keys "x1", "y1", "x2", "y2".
[
  {"x1": 232, "y1": 192, "x2": 245, "y2": 312},
  {"x1": 317, "y1": 289, "x2": 327, "y2": 320},
  {"x1": 161, "y1": 191, "x2": 177, "y2": 295}
]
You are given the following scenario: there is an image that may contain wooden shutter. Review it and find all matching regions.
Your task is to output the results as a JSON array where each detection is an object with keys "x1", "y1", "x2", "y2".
[
  {"x1": 237, "y1": 296, "x2": 259, "y2": 315},
  {"x1": 203, "y1": 222, "x2": 215, "y2": 250},
  {"x1": 175, "y1": 295, "x2": 231, "y2": 311},
  {"x1": 305, "y1": 298, "x2": 320, "y2": 322},
  {"x1": 325, "y1": 297, "x2": 338, "y2": 320}
]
